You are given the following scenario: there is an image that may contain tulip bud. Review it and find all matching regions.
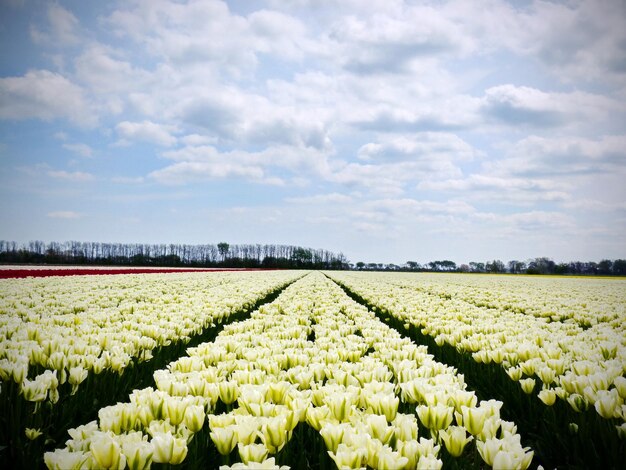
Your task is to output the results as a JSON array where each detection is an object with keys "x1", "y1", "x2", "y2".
[
  {"x1": 21, "y1": 379, "x2": 47, "y2": 402},
  {"x1": 594, "y1": 390, "x2": 620, "y2": 419},
  {"x1": 151, "y1": 432, "x2": 188, "y2": 465},
  {"x1": 439, "y1": 425, "x2": 473, "y2": 457},
  {"x1": 460, "y1": 406, "x2": 487, "y2": 436},
  {"x1": 379, "y1": 394, "x2": 399, "y2": 422},
  {"x1": 519, "y1": 378, "x2": 536, "y2": 394},
  {"x1": 537, "y1": 367, "x2": 556, "y2": 386},
  {"x1": 219, "y1": 381, "x2": 239, "y2": 405},
  {"x1": 567, "y1": 393, "x2": 589, "y2": 413},
  {"x1": 416, "y1": 454, "x2": 443, "y2": 470},
  {"x1": 238, "y1": 442, "x2": 269, "y2": 464},
  {"x1": 68, "y1": 367, "x2": 88, "y2": 395},
  {"x1": 396, "y1": 440, "x2": 419, "y2": 469},
  {"x1": 325, "y1": 392, "x2": 355, "y2": 422},
  {"x1": 417, "y1": 404, "x2": 453, "y2": 431},
  {"x1": 328, "y1": 443, "x2": 365, "y2": 469},
  {"x1": 183, "y1": 404, "x2": 205, "y2": 433},
  {"x1": 164, "y1": 398, "x2": 188, "y2": 427},
  {"x1": 44, "y1": 449, "x2": 87, "y2": 470},
  {"x1": 306, "y1": 405, "x2": 331, "y2": 431},
  {"x1": 210, "y1": 426, "x2": 237, "y2": 456},
  {"x1": 261, "y1": 416, "x2": 289, "y2": 453},
  {"x1": 89, "y1": 432, "x2": 126, "y2": 470},
  {"x1": 506, "y1": 367, "x2": 523, "y2": 381},
  {"x1": 235, "y1": 419, "x2": 261, "y2": 446},
  {"x1": 122, "y1": 441, "x2": 153, "y2": 470},
  {"x1": 25, "y1": 428, "x2": 43, "y2": 440},
  {"x1": 492, "y1": 450, "x2": 515, "y2": 470},
  {"x1": 320, "y1": 422, "x2": 345, "y2": 453},
  {"x1": 393, "y1": 413, "x2": 418, "y2": 442},
  {"x1": 366, "y1": 414, "x2": 394, "y2": 444},
  {"x1": 476, "y1": 437, "x2": 502, "y2": 466},
  {"x1": 537, "y1": 389, "x2": 557, "y2": 406}
]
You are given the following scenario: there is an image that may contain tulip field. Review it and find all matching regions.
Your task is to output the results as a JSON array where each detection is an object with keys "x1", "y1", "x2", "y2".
[{"x1": 0, "y1": 270, "x2": 625, "y2": 469}]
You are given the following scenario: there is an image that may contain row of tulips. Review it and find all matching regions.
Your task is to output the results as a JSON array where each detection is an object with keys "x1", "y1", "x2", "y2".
[
  {"x1": 381, "y1": 273, "x2": 625, "y2": 327},
  {"x1": 0, "y1": 271, "x2": 301, "y2": 401},
  {"x1": 0, "y1": 270, "x2": 304, "y2": 468},
  {"x1": 327, "y1": 271, "x2": 626, "y2": 468},
  {"x1": 45, "y1": 272, "x2": 534, "y2": 469}
]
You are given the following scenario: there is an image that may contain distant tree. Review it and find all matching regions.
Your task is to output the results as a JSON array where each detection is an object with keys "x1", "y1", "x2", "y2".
[
  {"x1": 507, "y1": 260, "x2": 526, "y2": 274},
  {"x1": 469, "y1": 262, "x2": 485, "y2": 273},
  {"x1": 554, "y1": 263, "x2": 569, "y2": 275},
  {"x1": 356, "y1": 261, "x2": 365, "y2": 270},
  {"x1": 405, "y1": 261, "x2": 419, "y2": 271},
  {"x1": 526, "y1": 257, "x2": 555, "y2": 275},
  {"x1": 458, "y1": 264, "x2": 470, "y2": 272},
  {"x1": 486, "y1": 260, "x2": 505, "y2": 273},
  {"x1": 291, "y1": 247, "x2": 313, "y2": 266},
  {"x1": 612, "y1": 259, "x2": 626, "y2": 275},
  {"x1": 427, "y1": 260, "x2": 457, "y2": 272},
  {"x1": 598, "y1": 259, "x2": 613, "y2": 275},
  {"x1": 441, "y1": 260, "x2": 457, "y2": 271},
  {"x1": 217, "y1": 242, "x2": 230, "y2": 262}
]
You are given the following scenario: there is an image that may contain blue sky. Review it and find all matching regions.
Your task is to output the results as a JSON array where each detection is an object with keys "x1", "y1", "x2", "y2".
[{"x1": 1, "y1": 0, "x2": 625, "y2": 265}]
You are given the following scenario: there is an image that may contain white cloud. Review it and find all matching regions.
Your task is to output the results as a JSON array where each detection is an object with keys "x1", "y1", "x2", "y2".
[
  {"x1": 248, "y1": 9, "x2": 309, "y2": 60},
  {"x1": 0, "y1": 70, "x2": 94, "y2": 126},
  {"x1": 328, "y1": 4, "x2": 471, "y2": 74},
  {"x1": 47, "y1": 211, "x2": 82, "y2": 219},
  {"x1": 148, "y1": 160, "x2": 267, "y2": 185},
  {"x1": 180, "y1": 134, "x2": 217, "y2": 146},
  {"x1": 62, "y1": 143, "x2": 93, "y2": 158},
  {"x1": 111, "y1": 176, "x2": 145, "y2": 184},
  {"x1": 172, "y1": 85, "x2": 333, "y2": 150},
  {"x1": 357, "y1": 132, "x2": 480, "y2": 162},
  {"x1": 30, "y1": 3, "x2": 80, "y2": 46},
  {"x1": 418, "y1": 174, "x2": 570, "y2": 205},
  {"x1": 74, "y1": 45, "x2": 150, "y2": 95},
  {"x1": 104, "y1": 0, "x2": 255, "y2": 73},
  {"x1": 518, "y1": 0, "x2": 626, "y2": 81},
  {"x1": 481, "y1": 84, "x2": 616, "y2": 129},
  {"x1": 474, "y1": 210, "x2": 576, "y2": 233},
  {"x1": 151, "y1": 143, "x2": 332, "y2": 186},
  {"x1": 116, "y1": 120, "x2": 178, "y2": 147},
  {"x1": 286, "y1": 193, "x2": 353, "y2": 204},
  {"x1": 438, "y1": 0, "x2": 626, "y2": 82},
  {"x1": 47, "y1": 170, "x2": 95, "y2": 182},
  {"x1": 491, "y1": 135, "x2": 626, "y2": 178}
]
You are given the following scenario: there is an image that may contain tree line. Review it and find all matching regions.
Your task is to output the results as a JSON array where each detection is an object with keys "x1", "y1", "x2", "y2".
[
  {"x1": 1, "y1": 240, "x2": 623, "y2": 275},
  {"x1": 0, "y1": 240, "x2": 350, "y2": 270},
  {"x1": 354, "y1": 257, "x2": 626, "y2": 276}
]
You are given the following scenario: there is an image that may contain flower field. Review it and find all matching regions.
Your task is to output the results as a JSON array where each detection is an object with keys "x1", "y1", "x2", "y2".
[{"x1": 1, "y1": 270, "x2": 625, "y2": 469}]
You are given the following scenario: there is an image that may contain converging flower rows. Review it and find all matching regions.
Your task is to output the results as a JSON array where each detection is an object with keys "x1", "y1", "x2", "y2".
[
  {"x1": 0, "y1": 270, "x2": 303, "y2": 468},
  {"x1": 0, "y1": 271, "x2": 301, "y2": 403},
  {"x1": 45, "y1": 272, "x2": 533, "y2": 469},
  {"x1": 328, "y1": 272, "x2": 626, "y2": 436}
]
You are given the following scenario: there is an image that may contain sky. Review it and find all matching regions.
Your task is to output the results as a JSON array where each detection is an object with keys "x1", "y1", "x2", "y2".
[{"x1": 0, "y1": 0, "x2": 625, "y2": 265}]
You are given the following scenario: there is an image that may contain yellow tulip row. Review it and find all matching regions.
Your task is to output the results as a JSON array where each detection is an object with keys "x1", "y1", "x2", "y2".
[
  {"x1": 0, "y1": 271, "x2": 302, "y2": 404},
  {"x1": 45, "y1": 272, "x2": 533, "y2": 469},
  {"x1": 327, "y1": 272, "x2": 626, "y2": 429}
]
